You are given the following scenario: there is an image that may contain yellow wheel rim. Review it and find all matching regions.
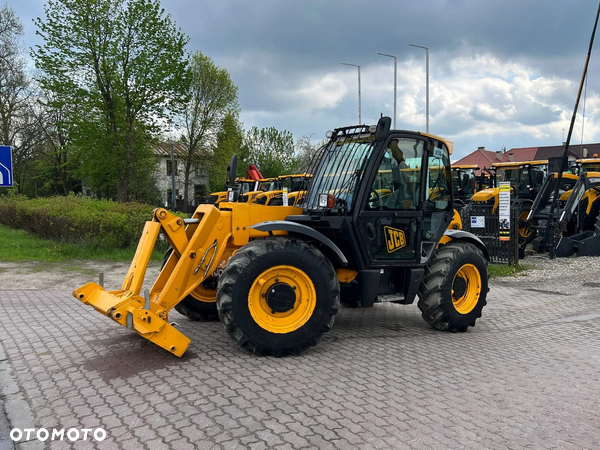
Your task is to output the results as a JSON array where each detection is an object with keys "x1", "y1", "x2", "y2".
[
  {"x1": 188, "y1": 248, "x2": 233, "y2": 304},
  {"x1": 452, "y1": 263, "x2": 482, "y2": 314},
  {"x1": 189, "y1": 283, "x2": 216, "y2": 303},
  {"x1": 248, "y1": 265, "x2": 317, "y2": 334},
  {"x1": 519, "y1": 211, "x2": 532, "y2": 238}
]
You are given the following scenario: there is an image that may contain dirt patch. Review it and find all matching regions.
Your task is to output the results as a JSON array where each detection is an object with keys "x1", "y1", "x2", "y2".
[
  {"x1": 493, "y1": 254, "x2": 600, "y2": 294},
  {"x1": 0, "y1": 260, "x2": 162, "y2": 291}
]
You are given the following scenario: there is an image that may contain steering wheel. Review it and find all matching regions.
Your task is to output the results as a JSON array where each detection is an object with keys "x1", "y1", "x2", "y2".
[{"x1": 369, "y1": 189, "x2": 381, "y2": 207}]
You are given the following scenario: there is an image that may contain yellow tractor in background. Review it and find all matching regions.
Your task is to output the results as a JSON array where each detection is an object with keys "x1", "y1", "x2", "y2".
[
  {"x1": 471, "y1": 160, "x2": 548, "y2": 245},
  {"x1": 207, "y1": 162, "x2": 264, "y2": 205},
  {"x1": 74, "y1": 117, "x2": 490, "y2": 357},
  {"x1": 251, "y1": 174, "x2": 310, "y2": 206},
  {"x1": 528, "y1": 170, "x2": 600, "y2": 256},
  {"x1": 575, "y1": 156, "x2": 600, "y2": 174},
  {"x1": 451, "y1": 164, "x2": 482, "y2": 206}
]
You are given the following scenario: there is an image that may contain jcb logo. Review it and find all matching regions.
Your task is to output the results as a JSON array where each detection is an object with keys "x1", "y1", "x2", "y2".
[{"x1": 384, "y1": 226, "x2": 406, "y2": 253}]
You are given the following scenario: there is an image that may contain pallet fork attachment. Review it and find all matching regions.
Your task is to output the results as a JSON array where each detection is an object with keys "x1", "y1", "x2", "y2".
[
  {"x1": 72, "y1": 205, "x2": 232, "y2": 357},
  {"x1": 72, "y1": 203, "x2": 298, "y2": 356}
]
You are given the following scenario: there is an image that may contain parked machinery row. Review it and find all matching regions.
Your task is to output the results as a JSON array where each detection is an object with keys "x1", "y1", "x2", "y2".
[
  {"x1": 452, "y1": 156, "x2": 600, "y2": 257},
  {"x1": 525, "y1": 157, "x2": 600, "y2": 257},
  {"x1": 208, "y1": 163, "x2": 310, "y2": 208}
]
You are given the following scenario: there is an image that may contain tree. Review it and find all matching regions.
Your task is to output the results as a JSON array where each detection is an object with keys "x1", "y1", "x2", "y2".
[
  {"x1": 293, "y1": 134, "x2": 323, "y2": 173},
  {"x1": 244, "y1": 126, "x2": 295, "y2": 178},
  {"x1": 209, "y1": 113, "x2": 243, "y2": 193},
  {"x1": 180, "y1": 51, "x2": 239, "y2": 207},
  {"x1": 30, "y1": 93, "x2": 81, "y2": 196},
  {"x1": 0, "y1": 4, "x2": 36, "y2": 193},
  {"x1": 32, "y1": 0, "x2": 189, "y2": 202}
]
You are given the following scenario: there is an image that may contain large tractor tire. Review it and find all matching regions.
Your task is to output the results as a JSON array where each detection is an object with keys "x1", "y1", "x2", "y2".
[
  {"x1": 216, "y1": 237, "x2": 340, "y2": 356},
  {"x1": 174, "y1": 278, "x2": 219, "y2": 321},
  {"x1": 517, "y1": 201, "x2": 536, "y2": 244},
  {"x1": 418, "y1": 241, "x2": 488, "y2": 332},
  {"x1": 161, "y1": 249, "x2": 219, "y2": 321}
]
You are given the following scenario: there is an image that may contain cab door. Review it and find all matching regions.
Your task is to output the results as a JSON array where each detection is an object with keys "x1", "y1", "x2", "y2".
[
  {"x1": 355, "y1": 136, "x2": 426, "y2": 265},
  {"x1": 355, "y1": 135, "x2": 453, "y2": 266}
]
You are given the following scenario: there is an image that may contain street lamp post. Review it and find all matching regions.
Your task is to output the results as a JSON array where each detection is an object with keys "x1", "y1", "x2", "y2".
[
  {"x1": 341, "y1": 63, "x2": 361, "y2": 124},
  {"x1": 378, "y1": 53, "x2": 397, "y2": 129},
  {"x1": 409, "y1": 44, "x2": 429, "y2": 133}
]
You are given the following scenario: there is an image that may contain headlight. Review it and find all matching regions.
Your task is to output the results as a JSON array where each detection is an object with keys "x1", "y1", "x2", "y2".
[
  {"x1": 318, "y1": 193, "x2": 328, "y2": 207},
  {"x1": 318, "y1": 193, "x2": 335, "y2": 208}
]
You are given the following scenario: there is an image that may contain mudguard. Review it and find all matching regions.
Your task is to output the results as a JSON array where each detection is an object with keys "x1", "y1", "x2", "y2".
[
  {"x1": 250, "y1": 220, "x2": 348, "y2": 266},
  {"x1": 443, "y1": 229, "x2": 490, "y2": 261}
]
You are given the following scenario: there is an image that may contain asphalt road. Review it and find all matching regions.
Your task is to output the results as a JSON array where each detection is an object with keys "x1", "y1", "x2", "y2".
[{"x1": 0, "y1": 278, "x2": 599, "y2": 449}]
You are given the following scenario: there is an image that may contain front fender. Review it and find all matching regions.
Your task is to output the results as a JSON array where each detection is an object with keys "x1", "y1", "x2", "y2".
[
  {"x1": 442, "y1": 229, "x2": 490, "y2": 261},
  {"x1": 250, "y1": 220, "x2": 348, "y2": 266}
]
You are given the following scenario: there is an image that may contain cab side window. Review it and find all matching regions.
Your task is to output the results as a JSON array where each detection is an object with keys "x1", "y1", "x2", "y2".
[
  {"x1": 368, "y1": 138, "x2": 424, "y2": 210},
  {"x1": 426, "y1": 142, "x2": 452, "y2": 210}
]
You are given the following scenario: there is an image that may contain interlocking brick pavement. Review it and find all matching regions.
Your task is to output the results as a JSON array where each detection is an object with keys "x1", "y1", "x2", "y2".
[{"x1": 0, "y1": 281, "x2": 599, "y2": 449}]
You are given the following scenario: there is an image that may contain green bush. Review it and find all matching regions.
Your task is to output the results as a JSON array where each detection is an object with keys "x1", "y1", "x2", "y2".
[{"x1": 0, "y1": 194, "x2": 163, "y2": 249}]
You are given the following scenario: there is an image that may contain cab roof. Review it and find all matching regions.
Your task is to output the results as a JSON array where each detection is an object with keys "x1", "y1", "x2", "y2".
[
  {"x1": 277, "y1": 174, "x2": 311, "y2": 179},
  {"x1": 492, "y1": 160, "x2": 548, "y2": 168},
  {"x1": 452, "y1": 164, "x2": 479, "y2": 169}
]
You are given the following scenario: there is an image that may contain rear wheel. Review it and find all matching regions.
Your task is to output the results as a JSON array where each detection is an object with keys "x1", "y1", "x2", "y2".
[
  {"x1": 174, "y1": 278, "x2": 219, "y2": 321},
  {"x1": 161, "y1": 249, "x2": 219, "y2": 321},
  {"x1": 418, "y1": 241, "x2": 488, "y2": 331},
  {"x1": 217, "y1": 237, "x2": 340, "y2": 356}
]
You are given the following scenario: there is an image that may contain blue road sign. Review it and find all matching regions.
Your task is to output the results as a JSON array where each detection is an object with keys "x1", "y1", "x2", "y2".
[{"x1": 0, "y1": 146, "x2": 13, "y2": 187}]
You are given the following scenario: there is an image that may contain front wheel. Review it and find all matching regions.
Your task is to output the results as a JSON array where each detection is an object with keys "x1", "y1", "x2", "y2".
[
  {"x1": 217, "y1": 237, "x2": 340, "y2": 356},
  {"x1": 418, "y1": 241, "x2": 489, "y2": 332}
]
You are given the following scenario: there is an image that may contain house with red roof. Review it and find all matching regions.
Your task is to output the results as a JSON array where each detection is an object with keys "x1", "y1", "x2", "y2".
[
  {"x1": 452, "y1": 147, "x2": 508, "y2": 174},
  {"x1": 454, "y1": 142, "x2": 600, "y2": 174}
]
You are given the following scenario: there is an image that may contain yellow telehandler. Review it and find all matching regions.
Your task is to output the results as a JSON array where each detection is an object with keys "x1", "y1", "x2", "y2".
[{"x1": 73, "y1": 117, "x2": 489, "y2": 357}]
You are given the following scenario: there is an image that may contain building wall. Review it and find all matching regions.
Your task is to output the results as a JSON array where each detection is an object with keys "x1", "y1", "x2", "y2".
[{"x1": 154, "y1": 157, "x2": 209, "y2": 208}]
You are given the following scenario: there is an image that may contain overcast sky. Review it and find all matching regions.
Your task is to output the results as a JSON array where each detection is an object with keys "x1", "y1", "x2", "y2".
[{"x1": 12, "y1": 0, "x2": 600, "y2": 160}]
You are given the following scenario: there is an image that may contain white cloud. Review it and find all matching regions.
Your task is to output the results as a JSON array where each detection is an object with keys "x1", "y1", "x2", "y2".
[{"x1": 232, "y1": 49, "x2": 598, "y2": 160}]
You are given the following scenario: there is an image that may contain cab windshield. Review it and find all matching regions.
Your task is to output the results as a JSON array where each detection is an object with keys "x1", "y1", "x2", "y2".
[
  {"x1": 495, "y1": 167, "x2": 530, "y2": 194},
  {"x1": 239, "y1": 181, "x2": 255, "y2": 194},
  {"x1": 279, "y1": 177, "x2": 307, "y2": 192},
  {"x1": 452, "y1": 168, "x2": 476, "y2": 196},
  {"x1": 304, "y1": 134, "x2": 375, "y2": 210},
  {"x1": 580, "y1": 163, "x2": 600, "y2": 173},
  {"x1": 258, "y1": 180, "x2": 277, "y2": 192}
]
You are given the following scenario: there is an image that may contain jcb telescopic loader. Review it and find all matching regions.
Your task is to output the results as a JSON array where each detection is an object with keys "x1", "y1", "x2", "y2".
[{"x1": 73, "y1": 117, "x2": 490, "y2": 357}]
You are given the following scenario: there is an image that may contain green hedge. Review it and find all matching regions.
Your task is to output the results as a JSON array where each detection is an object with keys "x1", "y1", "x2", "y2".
[{"x1": 0, "y1": 195, "x2": 161, "y2": 248}]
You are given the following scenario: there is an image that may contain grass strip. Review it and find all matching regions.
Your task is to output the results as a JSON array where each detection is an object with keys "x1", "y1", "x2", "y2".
[
  {"x1": 0, "y1": 224, "x2": 167, "y2": 262},
  {"x1": 488, "y1": 263, "x2": 534, "y2": 278}
]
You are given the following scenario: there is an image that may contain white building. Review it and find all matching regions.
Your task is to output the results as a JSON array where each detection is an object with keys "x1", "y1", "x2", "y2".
[{"x1": 153, "y1": 142, "x2": 210, "y2": 211}]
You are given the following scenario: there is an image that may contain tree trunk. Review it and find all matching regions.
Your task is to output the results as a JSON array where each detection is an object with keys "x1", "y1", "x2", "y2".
[{"x1": 183, "y1": 160, "x2": 192, "y2": 212}]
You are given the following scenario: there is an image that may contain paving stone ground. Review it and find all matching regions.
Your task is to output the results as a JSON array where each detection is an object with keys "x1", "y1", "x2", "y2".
[{"x1": 0, "y1": 279, "x2": 599, "y2": 449}]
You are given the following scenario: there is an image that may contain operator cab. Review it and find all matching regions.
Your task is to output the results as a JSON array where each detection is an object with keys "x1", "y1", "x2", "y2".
[
  {"x1": 493, "y1": 161, "x2": 547, "y2": 200},
  {"x1": 294, "y1": 118, "x2": 453, "y2": 269},
  {"x1": 575, "y1": 157, "x2": 600, "y2": 174},
  {"x1": 451, "y1": 165, "x2": 480, "y2": 202}
]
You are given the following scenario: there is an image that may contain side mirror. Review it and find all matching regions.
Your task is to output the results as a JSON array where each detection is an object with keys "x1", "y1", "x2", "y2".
[
  {"x1": 226, "y1": 154, "x2": 238, "y2": 187},
  {"x1": 375, "y1": 116, "x2": 392, "y2": 140}
]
